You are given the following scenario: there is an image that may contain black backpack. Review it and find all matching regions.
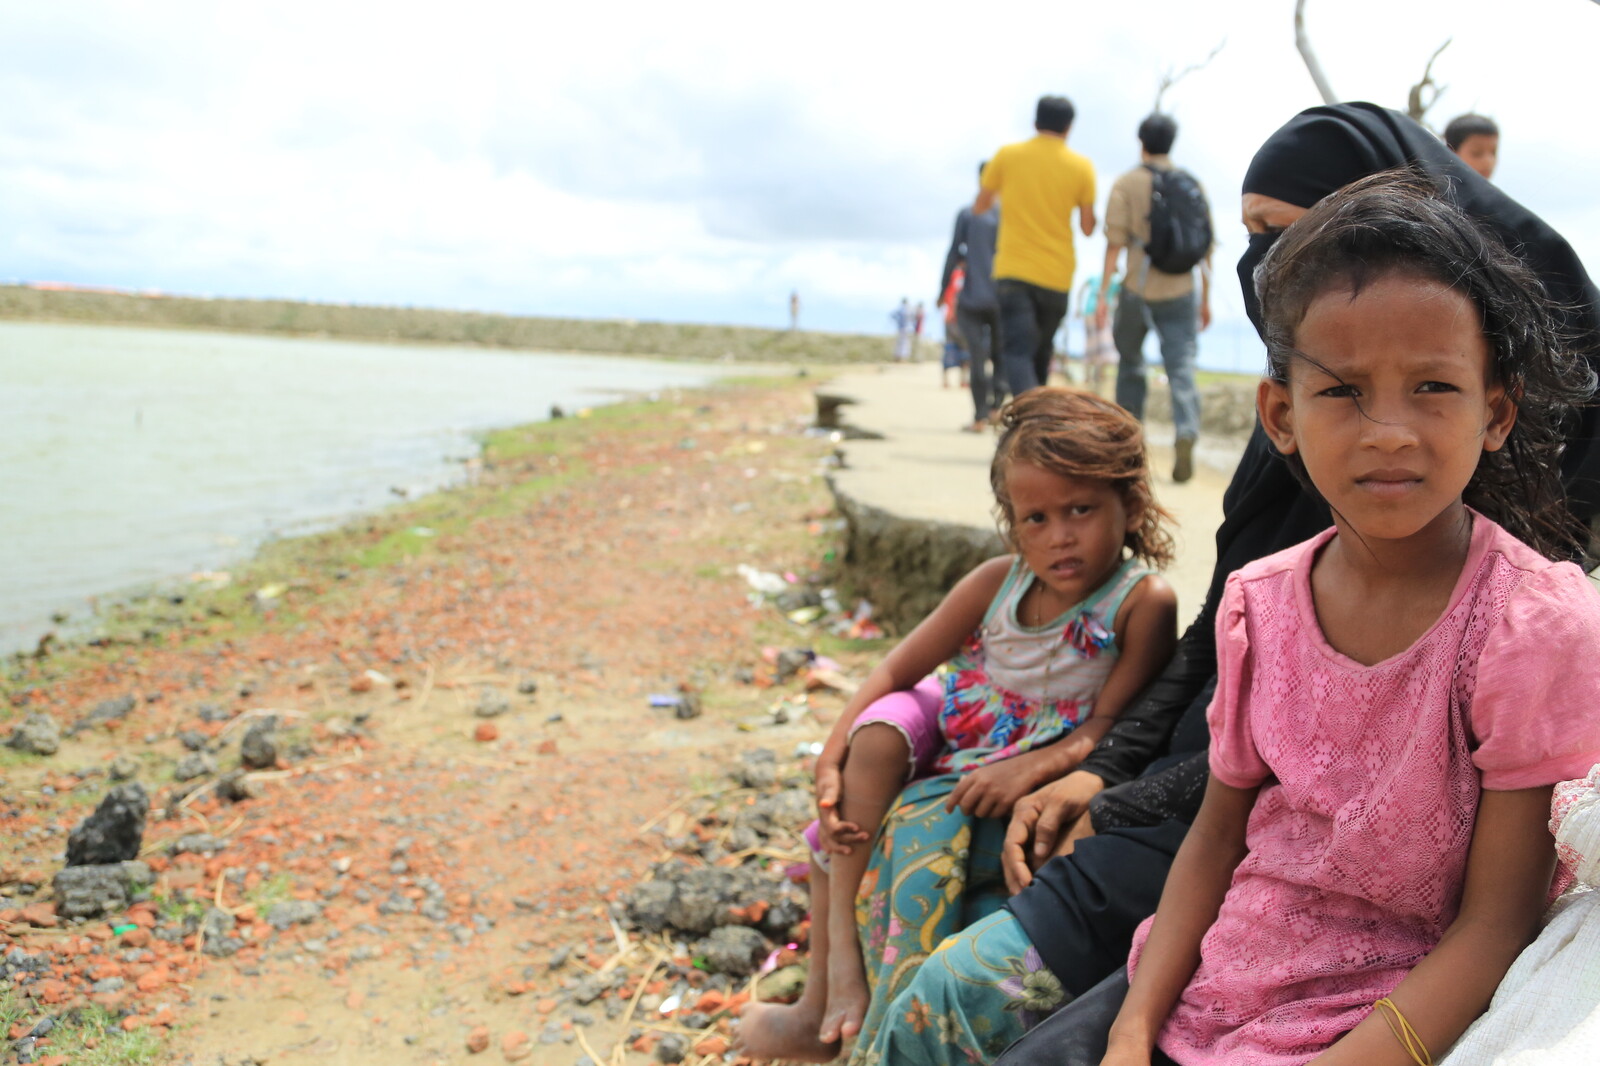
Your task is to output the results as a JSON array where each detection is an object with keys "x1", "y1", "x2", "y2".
[{"x1": 1142, "y1": 164, "x2": 1212, "y2": 275}]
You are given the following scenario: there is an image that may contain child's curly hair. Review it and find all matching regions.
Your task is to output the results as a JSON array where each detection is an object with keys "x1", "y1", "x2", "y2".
[
  {"x1": 990, "y1": 386, "x2": 1176, "y2": 568},
  {"x1": 1254, "y1": 168, "x2": 1597, "y2": 561}
]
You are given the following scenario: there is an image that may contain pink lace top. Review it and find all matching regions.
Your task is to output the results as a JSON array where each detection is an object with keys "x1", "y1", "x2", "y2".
[{"x1": 1131, "y1": 513, "x2": 1600, "y2": 1066}]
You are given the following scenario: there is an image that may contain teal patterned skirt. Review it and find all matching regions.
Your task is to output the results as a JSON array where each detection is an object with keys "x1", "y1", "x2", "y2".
[{"x1": 846, "y1": 774, "x2": 1070, "y2": 1064}]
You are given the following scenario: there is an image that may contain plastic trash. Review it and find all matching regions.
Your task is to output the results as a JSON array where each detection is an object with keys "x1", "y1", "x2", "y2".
[{"x1": 737, "y1": 564, "x2": 788, "y2": 597}]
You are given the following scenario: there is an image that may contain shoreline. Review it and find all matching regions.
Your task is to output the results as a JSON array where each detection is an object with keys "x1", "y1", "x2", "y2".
[
  {"x1": 1, "y1": 374, "x2": 860, "y2": 1063},
  {"x1": 0, "y1": 325, "x2": 779, "y2": 660},
  {"x1": 0, "y1": 284, "x2": 895, "y2": 364}
]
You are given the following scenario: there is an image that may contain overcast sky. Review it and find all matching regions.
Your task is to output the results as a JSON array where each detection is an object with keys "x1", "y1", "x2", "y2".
[{"x1": 5, "y1": 0, "x2": 1600, "y2": 365}]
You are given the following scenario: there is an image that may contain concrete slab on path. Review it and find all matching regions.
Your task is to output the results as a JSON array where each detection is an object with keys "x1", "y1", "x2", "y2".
[{"x1": 821, "y1": 362, "x2": 1241, "y2": 629}]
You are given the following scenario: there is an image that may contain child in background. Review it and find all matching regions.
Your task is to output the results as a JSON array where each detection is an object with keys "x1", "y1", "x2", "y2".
[
  {"x1": 739, "y1": 388, "x2": 1179, "y2": 1061},
  {"x1": 1100, "y1": 172, "x2": 1600, "y2": 1066},
  {"x1": 1445, "y1": 113, "x2": 1499, "y2": 180},
  {"x1": 1078, "y1": 272, "x2": 1121, "y2": 393}
]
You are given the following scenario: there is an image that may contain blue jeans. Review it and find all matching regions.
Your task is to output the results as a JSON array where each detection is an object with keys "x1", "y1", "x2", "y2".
[
  {"x1": 1112, "y1": 289, "x2": 1200, "y2": 442},
  {"x1": 997, "y1": 279, "x2": 1069, "y2": 396}
]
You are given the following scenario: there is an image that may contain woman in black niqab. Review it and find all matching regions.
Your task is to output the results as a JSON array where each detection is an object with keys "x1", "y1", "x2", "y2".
[{"x1": 991, "y1": 102, "x2": 1600, "y2": 1066}]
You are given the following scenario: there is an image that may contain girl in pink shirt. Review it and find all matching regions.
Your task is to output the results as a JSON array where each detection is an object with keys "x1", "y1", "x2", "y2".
[{"x1": 1102, "y1": 172, "x2": 1600, "y2": 1066}]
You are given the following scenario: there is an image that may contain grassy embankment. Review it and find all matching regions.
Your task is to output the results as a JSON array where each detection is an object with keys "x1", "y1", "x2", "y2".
[{"x1": 0, "y1": 285, "x2": 892, "y2": 364}]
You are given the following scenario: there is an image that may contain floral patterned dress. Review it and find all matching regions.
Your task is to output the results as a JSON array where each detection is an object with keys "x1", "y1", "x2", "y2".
[{"x1": 848, "y1": 556, "x2": 1153, "y2": 1061}]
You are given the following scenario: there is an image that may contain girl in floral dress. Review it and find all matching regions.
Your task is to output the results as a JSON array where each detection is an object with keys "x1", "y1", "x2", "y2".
[{"x1": 738, "y1": 386, "x2": 1179, "y2": 1061}]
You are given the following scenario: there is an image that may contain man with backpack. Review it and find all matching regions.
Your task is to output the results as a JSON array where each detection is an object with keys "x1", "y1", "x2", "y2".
[{"x1": 1096, "y1": 113, "x2": 1212, "y2": 482}]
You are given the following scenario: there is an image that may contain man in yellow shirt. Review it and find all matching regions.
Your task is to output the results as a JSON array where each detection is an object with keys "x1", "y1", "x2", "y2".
[{"x1": 975, "y1": 95, "x2": 1097, "y2": 395}]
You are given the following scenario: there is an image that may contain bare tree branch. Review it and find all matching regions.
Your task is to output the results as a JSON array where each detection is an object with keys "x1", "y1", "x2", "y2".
[
  {"x1": 1153, "y1": 39, "x2": 1227, "y2": 111},
  {"x1": 1294, "y1": 0, "x2": 1338, "y2": 105},
  {"x1": 1406, "y1": 38, "x2": 1452, "y2": 125}
]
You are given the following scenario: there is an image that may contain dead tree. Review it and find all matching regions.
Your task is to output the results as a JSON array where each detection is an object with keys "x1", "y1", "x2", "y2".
[
  {"x1": 1294, "y1": 0, "x2": 1339, "y2": 104},
  {"x1": 1406, "y1": 38, "x2": 1452, "y2": 126},
  {"x1": 1153, "y1": 40, "x2": 1226, "y2": 112}
]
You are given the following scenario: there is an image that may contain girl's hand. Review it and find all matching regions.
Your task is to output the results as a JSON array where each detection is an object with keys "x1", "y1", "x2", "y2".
[
  {"x1": 1002, "y1": 771, "x2": 1105, "y2": 894},
  {"x1": 814, "y1": 750, "x2": 867, "y2": 855},
  {"x1": 944, "y1": 761, "x2": 1038, "y2": 819}
]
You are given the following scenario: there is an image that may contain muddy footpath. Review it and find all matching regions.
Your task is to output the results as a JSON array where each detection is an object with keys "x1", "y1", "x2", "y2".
[{"x1": 2, "y1": 377, "x2": 886, "y2": 1065}]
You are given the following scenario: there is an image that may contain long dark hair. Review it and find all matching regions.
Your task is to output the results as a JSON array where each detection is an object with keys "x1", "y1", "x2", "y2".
[{"x1": 1254, "y1": 168, "x2": 1596, "y2": 560}]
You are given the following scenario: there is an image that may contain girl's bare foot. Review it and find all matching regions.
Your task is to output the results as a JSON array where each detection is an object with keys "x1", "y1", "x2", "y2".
[
  {"x1": 734, "y1": 1001, "x2": 841, "y2": 1063},
  {"x1": 819, "y1": 950, "x2": 871, "y2": 1044}
]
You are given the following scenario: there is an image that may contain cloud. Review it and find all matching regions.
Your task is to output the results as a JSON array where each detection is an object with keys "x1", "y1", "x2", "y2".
[{"x1": 3, "y1": 0, "x2": 1600, "y2": 340}]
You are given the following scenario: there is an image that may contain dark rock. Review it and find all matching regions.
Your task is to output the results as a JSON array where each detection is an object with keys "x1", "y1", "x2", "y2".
[
  {"x1": 692, "y1": 925, "x2": 768, "y2": 976},
  {"x1": 759, "y1": 895, "x2": 809, "y2": 938},
  {"x1": 773, "y1": 649, "x2": 813, "y2": 682},
  {"x1": 732, "y1": 788, "x2": 812, "y2": 837},
  {"x1": 265, "y1": 900, "x2": 322, "y2": 930},
  {"x1": 239, "y1": 720, "x2": 277, "y2": 769},
  {"x1": 200, "y1": 906, "x2": 236, "y2": 941},
  {"x1": 173, "y1": 752, "x2": 217, "y2": 781},
  {"x1": 6, "y1": 713, "x2": 60, "y2": 756},
  {"x1": 725, "y1": 826, "x2": 763, "y2": 853},
  {"x1": 107, "y1": 754, "x2": 139, "y2": 781},
  {"x1": 170, "y1": 833, "x2": 226, "y2": 857},
  {"x1": 197, "y1": 702, "x2": 231, "y2": 723},
  {"x1": 204, "y1": 937, "x2": 245, "y2": 958},
  {"x1": 66, "y1": 783, "x2": 149, "y2": 865},
  {"x1": 52, "y1": 861, "x2": 153, "y2": 918},
  {"x1": 621, "y1": 863, "x2": 800, "y2": 937},
  {"x1": 731, "y1": 749, "x2": 778, "y2": 789},
  {"x1": 672, "y1": 689, "x2": 702, "y2": 720},
  {"x1": 177, "y1": 730, "x2": 209, "y2": 751},
  {"x1": 655, "y1": 1033, "x2": 689, "y2": 1063},
  {"x1": 474, "y1": 688, "x2": 511, "y2": 718},
  {"x1": 517, "y1": 677, "x2": 539, "y2": 696},
  {"x1": 216, "y1": 769, "x2": 259, "y2": 803},
  {"x1": 68, "y1": 694, "x2": 137, "y2": 735}
]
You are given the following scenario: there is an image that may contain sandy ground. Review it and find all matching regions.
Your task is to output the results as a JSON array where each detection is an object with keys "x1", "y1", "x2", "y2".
[{"x1": 0, "y1": 368, "x2": 1246, "y2": 1066}]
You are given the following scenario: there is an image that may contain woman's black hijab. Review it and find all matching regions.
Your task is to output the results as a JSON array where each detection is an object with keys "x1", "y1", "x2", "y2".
[{"x1": 1216, "y1": 102, "x2": 1600, "y2": 610}]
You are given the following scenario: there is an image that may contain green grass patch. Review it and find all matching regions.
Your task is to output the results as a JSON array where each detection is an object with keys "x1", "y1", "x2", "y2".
[
  {"x1": 246, "y1": 872, "x2": 295, "y2": 910},
  {"x1": 0, "y1": 993, "x2": 167, "y2": 1066}
]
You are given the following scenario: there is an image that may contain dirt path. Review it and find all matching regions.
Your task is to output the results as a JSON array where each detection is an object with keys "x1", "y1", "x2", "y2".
[{"x1": 2, "y1": 377, "x2": 857, "y2": 1065}]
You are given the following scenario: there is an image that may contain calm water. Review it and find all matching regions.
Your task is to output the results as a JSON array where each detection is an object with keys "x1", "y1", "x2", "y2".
[{"x1": 1, "y1": 322, "x2": 719, "y2": 653}]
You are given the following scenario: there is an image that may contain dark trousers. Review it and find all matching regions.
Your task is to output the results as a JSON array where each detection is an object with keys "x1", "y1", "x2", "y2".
[
  {"x1": 997, "y1": 279, "x2": 1069, "y2": 396},
  {"x1": 956, "y1": 303, "x2": 1003, "y2": 422},
  {"x1": 994, "y1": 969, "x2": 1181, "y2": 1066}
]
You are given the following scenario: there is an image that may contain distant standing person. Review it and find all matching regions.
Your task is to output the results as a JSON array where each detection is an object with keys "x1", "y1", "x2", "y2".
[
  {"x1": 891, "y1": 298, "x2": 913, "y2": 361},
  {"x1": 1445, "y1": 112, "x2": 1499, "y2": 180},
  {"x1": 941, "y1": 171, "x2": 1004, "y2": 430},
  {"x1": 976, "y1": 95, "x2": 1097, "y2": 396},
  {"x1": 790, "y1": 290, "x2": 801, "y2": 330},
  {"x1": 1099, "y1": 113, "x2": 1212, "y2": 483}
]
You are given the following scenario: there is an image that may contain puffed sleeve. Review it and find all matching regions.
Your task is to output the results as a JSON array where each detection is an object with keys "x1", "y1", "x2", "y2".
[
  {"x1": 1471, "y1": 561, "x2": 1600, "y2": 790},
  {"x1": 1207, "y1": 572, "x2": 1269, "y2": 788}
]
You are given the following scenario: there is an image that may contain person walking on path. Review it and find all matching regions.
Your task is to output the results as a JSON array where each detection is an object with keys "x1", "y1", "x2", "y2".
[
  {"x1": 1099, "y1": 113, "x2": 1212, "y2": 483},
  {"x1": 891, "y1": 298, "x2": 913, "y2": 361},
  {"x1": 977, "y1": 95, "x2": 1097, "y2": 398},
  {"x1": 942, "y1": 166, "x2": 1004, "y2": 429}
]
